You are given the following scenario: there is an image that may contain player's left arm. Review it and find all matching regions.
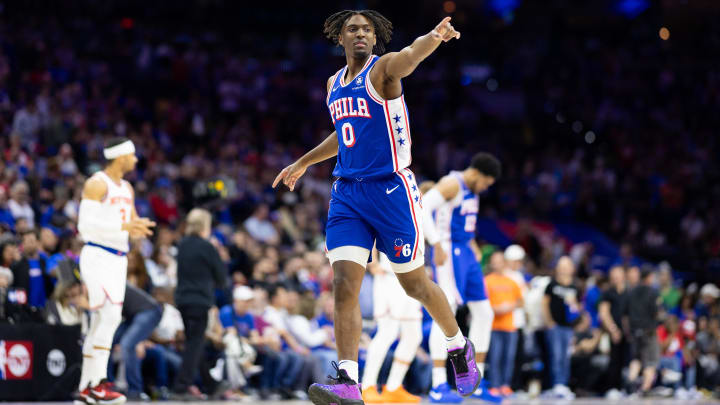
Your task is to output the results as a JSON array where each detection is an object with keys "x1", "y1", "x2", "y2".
[
  {"x1": 374, "y1": 17, "x2": 460, "y2": 82},
  {"x1": 421, "y1": 176, "x2": 460, "y2": 266},
  {"x1": 125, "y1": 182, "x2": 156, "y2": 237}
]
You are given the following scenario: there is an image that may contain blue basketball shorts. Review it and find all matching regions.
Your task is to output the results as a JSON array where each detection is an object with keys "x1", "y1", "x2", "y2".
[
  {"x1": 431, "y1": 241, "x2": 488, "y2": 304},
  {"x1": 325, "y1": 168, "x2": 425, "y2": 273}
]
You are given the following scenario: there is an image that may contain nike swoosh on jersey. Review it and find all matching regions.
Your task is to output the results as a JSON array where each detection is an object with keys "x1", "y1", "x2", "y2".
[{"x1": 386, "y1": 185, "x2": 400, "y2": 194}]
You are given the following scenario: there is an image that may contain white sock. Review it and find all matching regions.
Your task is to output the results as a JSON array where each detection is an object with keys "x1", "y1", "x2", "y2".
[
  {"x1": 432, "y1": 366, "x2": 448, "y2": 388},
  {"x1": 386, "y1": 360, "x2": 410, "y2": 392},
  {"x1": 338, "y1": 360, "x2": 359, "y2": 383},
  {"x1": 445, "y1": 330, "x2": 466, "y2": 351},
  {"x1": 79, "y1": 354, "x2": 94, "y2": 390},
  {"x1": 478, "y1": 362, "x2": 485, "y2": 376},
  {"x1": 92, "y1": 348, "x2": 111, "y2": 386}
]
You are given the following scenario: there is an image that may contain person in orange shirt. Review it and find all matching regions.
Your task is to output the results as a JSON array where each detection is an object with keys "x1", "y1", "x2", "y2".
[{"x1": 485, "y1": 251, "x2": 524, "y2": 397}]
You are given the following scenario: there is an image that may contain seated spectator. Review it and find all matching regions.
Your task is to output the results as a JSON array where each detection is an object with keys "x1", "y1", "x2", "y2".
[
  {"x1": 145, "y1": 244, "x2": 177, "y2": 288},
  {"x1": 287, "y1": 288, "x2": 334, "y2": 385},
  {"x1": 204, "y1": 306, "x2": 241, "y2": 400},
  {"x1": 259, "y1": 284, "x2": 307, "y2": 399},
  {"x1": 8, "y1": 180, "x2": 34, "y2": 228},
  {"x1": 657, "y1": 315, "x2": 684, "y2": 390},
  {"x1": 11, "y1": 229, "x2": 53, "y2": 311},
  {"x1": 217, "y1": 286, "x2": 263, "y2": 398},
  {"x1": 39, "y1": 227, "x2": 65, "y2": 278},
  {"x1": 695, "y1": 284, "x2": 719, "y2": 319},
  {"x1": 243, "y1": 204, "x2": 279, "y2": 245},
  {"x1": 658, "y1": 263, "x2": 681, "y2": 315},
  {"x1": 569, "y1": 312, "x2": 605, "y2": 396},
  {"x1": 0, "y1": 265, "x2": 13, "y2": 321},
  {"x1": 144, "y1": 287, "x2": 183, "y2": 400},
  {"x1": 45, "y1": 278, "x2": 86, "y2": 329},
  {"x1": 110, "y1": 284, "x2": 163, "y2": 401},
  {"x1": 127, "y1": 248, "x2": 151, "y2": 291},
  {"x1": 0, "y1": 188, "x2": 16, "y2": 230},
  {"x1": 695, "y1": 317, "x2": 720, "y2": 391}
]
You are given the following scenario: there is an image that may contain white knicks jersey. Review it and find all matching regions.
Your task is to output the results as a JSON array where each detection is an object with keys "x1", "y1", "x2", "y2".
[{"x1": 80, "y1": 171, "x2": 133, "y2": 252}]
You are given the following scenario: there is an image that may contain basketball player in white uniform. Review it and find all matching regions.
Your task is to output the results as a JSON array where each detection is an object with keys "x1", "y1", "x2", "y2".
[
  {"x1": 74, "y1": 138, "x2": 155, "y2": 405},
  {"x1": 361, "y1": 181, "x2": 447, "y2": 403}
]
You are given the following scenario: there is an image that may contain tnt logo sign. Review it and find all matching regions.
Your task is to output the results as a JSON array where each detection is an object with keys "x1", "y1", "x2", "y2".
[{"x1": 0, "y1": 340, "x2": 33, "y2": 380}]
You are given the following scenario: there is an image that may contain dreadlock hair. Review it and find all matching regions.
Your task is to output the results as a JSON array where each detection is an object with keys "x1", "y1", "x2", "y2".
[{"x1": 323, "y1": 10, "x2": 393, "y2": 54}]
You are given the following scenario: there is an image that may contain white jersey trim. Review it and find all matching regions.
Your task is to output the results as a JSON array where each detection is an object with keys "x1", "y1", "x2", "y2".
[{"x1": 339, "y1": 55, "x2": 375, "y2": 87}]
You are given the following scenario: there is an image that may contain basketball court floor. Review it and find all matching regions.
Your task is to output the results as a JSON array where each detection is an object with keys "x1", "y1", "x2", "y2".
[{"x1": 4, "y1": 399, "x2": 720, "y2": 405}]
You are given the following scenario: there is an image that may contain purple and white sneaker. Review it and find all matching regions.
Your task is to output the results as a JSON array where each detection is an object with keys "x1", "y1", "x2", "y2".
[
  {"x1": 308, "y1": 362, "x2": 364, "y2": 405},
  {"x1": 448, "y1": 339, "x2": 481, "y2": 397}
]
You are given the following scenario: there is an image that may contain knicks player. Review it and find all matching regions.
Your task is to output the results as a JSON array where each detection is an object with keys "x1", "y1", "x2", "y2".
[
  {"x1": 423, "y1": 152, "x2": 502, "y2": 403},
  {"x1": 361, "y1": 181, "x2": 445, "y2": 404},
  {"x1": 74, "y1": 138, "x2": 155, "y2": 405},
  {"x1": 273, "y1": 10, "x2": 481, "y2": 405}
]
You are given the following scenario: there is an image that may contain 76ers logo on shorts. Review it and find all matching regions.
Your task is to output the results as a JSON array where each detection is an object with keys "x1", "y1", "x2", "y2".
[
  {"x1": 0, "y1": 340, "x2": 33, "y2": 380},
  {"x1": 393, "y1": 238, "x2": 412, "y2": 257}
]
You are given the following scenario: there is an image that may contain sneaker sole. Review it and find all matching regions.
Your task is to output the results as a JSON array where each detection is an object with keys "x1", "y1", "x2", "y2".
[
  {"x1": 74, "y1": 399, "x2": 95, "y2": 405},
  {"x1": 455, "y1": 340, "x2": 482, "y2": 398},
  {"x1": 308, "y1": 385, "x2": 364, "y2": 405},
  {"x1": 93, "y1": 397, "x2": 127, "y2": 405}
]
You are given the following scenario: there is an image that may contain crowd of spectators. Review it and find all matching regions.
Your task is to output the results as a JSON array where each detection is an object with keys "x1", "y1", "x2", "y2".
[{"x1": 0, "y1": 0, "x2": 719, "y2": 401}]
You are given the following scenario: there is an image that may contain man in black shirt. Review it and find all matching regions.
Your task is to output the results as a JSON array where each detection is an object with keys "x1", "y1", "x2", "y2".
[
  {"x1": 113, "y1": 284, "x2": 163, "y2": 401},
  {"x1": 599, "y1": 265, "x2": 630, "y2": 394},
  {"x1": 543, "y1": 256, "x2": 580, "y2": 399},
  {"x1": 172, "y1": 208, "x2": 228, "y2": 399},
  {"x1": 626, "y1": 268, "x2": 660, "y2": 395}
]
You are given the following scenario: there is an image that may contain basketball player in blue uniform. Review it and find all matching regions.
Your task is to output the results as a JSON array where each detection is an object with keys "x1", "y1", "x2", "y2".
[
  {"x1": 273, "y1": 9, "x2": 480, "y2": 405},
  {"x1": 422, "y1": 153, "x2": 502, "y2": 403}
]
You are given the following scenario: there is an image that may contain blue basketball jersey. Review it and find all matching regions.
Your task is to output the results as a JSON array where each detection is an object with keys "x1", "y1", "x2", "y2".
[
  {"x1": 326, "y1": 55, "x2": 412, "y2": 180},
  {"x1": 435, "y1": 171, "x2": 479, "y2": 243}
]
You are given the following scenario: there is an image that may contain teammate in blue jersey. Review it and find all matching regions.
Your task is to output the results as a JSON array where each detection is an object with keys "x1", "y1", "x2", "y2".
[
  {"x1": 422, "y1": 152, "x2": 502, "y2": 403},
  {"x1": 273, "y1": 9, "x2": 480, "y2": 405}
]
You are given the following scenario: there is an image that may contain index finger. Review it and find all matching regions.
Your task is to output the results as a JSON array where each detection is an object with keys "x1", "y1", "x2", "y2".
[
  {"x1": 139, "y1": 217, "x2": 156, "y2": 226},
  {"x1": 272, "y1": 168, "x2": 287, "y2": 188},
  {"x1": 439, "y1": 16, "x2": 451, "y2": 26}
]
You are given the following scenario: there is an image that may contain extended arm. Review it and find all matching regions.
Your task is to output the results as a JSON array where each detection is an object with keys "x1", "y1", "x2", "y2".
[
  {"x1": 421, "y1": 176, "x2": 460, "y2": 265},
  {"x1": 79, "y1": 177, "x2": 154, "y2": 238},
  {"x1": 378, "y1": 17, "x2": 460, "y2": 81},
  {"x1": 298, "y1": 132, "x2": 339, "y2": 168},
  {"x1": 272, "y1": 132, "x2": 337, "y2": 191}
]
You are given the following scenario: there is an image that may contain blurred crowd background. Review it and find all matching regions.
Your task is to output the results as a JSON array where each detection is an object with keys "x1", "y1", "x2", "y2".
[{"x1": 0, "y1": 0, "x2": 719, "y2": 401}]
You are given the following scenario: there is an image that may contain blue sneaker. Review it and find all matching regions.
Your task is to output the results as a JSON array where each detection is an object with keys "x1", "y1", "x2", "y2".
[
  {"x1": 471, "y1": 380, "x2": 504, "y2": 403},
  {"x1": 429, "y1": 383, "x2": 463, "y2": 403},
  {"x1": 448, "y1": 340, "x2": 481, "y2": 397}
]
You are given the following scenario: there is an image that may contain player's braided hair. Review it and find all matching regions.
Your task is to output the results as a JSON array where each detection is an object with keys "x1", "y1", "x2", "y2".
[{"x1": 323, "y1": 10, "x2": 393, "y2": 54}]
